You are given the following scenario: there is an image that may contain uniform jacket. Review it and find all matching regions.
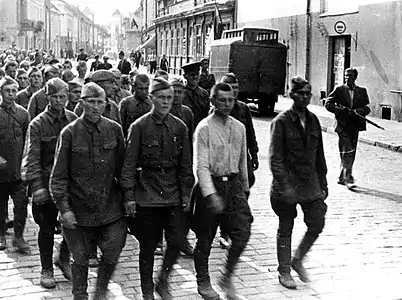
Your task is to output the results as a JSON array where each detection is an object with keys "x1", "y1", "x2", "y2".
[
  {"x1": 118, "y1": 95, "x2": 153, "y2": 138},
  {"x1": 325, "y1": 84, "x2": 371, "y2": 133},
  {"x1": 16, "y1": 86, "x2": 38, "y2": 109},
  {"x1": 97, "y1": 62, "x2": 113, "y2": 70},
  {"x1": 269, "y1": 107, "x2": 327, "y2": 202},
  {"x1": 21, "y1": 105, "x2": 77, "y2": 193},
  {"x1": 121, "y1": 111, "x2": 194, "y2": 207},
  {"x1": 0, "y1": 102, "x2": 30, "y2": 183},
  {"x1": 171, "y1": 104, "x2": 195, "y2": 143},
  {"x1": 28, "y1": 88, "x2": 48, "y2": 120},
  {"x1": 183, "y1": 85, "x2": 210, "y2": 127},
  {"x1": 118, "y1": 59, "x2": 131, "y2": 75},
  {"x1": 50, "y1": 116, "x2": 126, "y2": 227}
]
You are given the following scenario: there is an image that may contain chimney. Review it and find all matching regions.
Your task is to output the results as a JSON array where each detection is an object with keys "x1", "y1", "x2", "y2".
[{"x1": 320, "y1": 0, "x2": 327, "y2": 13}]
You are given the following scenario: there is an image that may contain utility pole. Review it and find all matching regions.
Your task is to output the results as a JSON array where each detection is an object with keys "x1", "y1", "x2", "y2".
[{"x1": 305, "y1": 0, "x2": 312, "y2": 81}]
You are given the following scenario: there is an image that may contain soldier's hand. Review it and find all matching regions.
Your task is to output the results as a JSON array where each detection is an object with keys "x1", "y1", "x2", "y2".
[
  {"x1": 124, "y1": 201, "x2": 137, "y2": 217},
  {"x1": 32, "y1": 188, "x2": 49, "y2": 205},
  {"x1": 252, "y1": 158, "x2": 259, "y2": 171},
  {"x1": 61, "y1": 211, "x2": 77, "y2": 230},
  {"x1": 181, "y1": 196, "x2": 191, "y2": 212},
  {"x1": 207, "y1": 193, "x2": 225, "y2": 215}
]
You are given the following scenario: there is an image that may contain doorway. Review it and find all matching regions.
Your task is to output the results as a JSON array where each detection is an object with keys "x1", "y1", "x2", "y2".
[{"x1": 328, "y1": 35, "x2": 351, "y2": 92}]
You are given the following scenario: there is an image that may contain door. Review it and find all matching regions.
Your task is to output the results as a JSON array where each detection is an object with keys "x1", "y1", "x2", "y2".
[{"x1": 329, "y1": 35, "x2": 351, "y2": 92}]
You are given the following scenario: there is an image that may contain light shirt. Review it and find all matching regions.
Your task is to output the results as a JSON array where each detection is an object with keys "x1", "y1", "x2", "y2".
[{"x1": 194, "y1": 113, "x2": 249, "y2": 197}]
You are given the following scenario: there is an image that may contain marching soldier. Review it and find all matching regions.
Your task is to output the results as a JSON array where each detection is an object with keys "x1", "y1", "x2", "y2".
[
  {"x1": 121, "y1": 78, "x2": 194, "y2": 299},
  {"x1": 74, "y1": 70, "x2": 121, "y2": 124},
  {"x1": 50, "y1": 82, "x2": 127, "y2": 300},
  {"x1": 16, "y1": 67, "x2": 43, "y2": 109},
  {"x1": 0, "y1": 76, "x2": 31, "y2": 253},
  {"x1": 118, "y1": 74, "x2": 151, "y2": 138},
  {"x1": 269, "y1": 76, "x2": 328, "y2": 289},
  {"x1": 192, "y1": 83, "x2": 253, "y2": 300},
  {"x1": 16, "y1": 69, "x2": 30, "y2": 91},
  {"x1": 66, "y1": 81, "x2": 83, "y2": 112},
  {"x1": 182, "y1": 62, "x2": 210, "y2": 126},
  {"x1": 28, "y1": 65, "x2": 60, "y2": 119},
  {"x1": 21, "y1": 78, "x2": 75, "y2": 288}
]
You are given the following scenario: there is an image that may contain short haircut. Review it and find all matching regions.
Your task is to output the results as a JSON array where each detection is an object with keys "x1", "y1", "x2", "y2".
[
  {"x1": 220, "y1": 72, "x2": 238, "y2": 84},
  {"x1": 63, "y1": 60, "x2": 72, "y2": 67},
  {"x1": 210, "y1": 83, "x2": 233, "y2": 99},
  {"x1": 134, "y1": 74, "x2": 150, "y2": 86},
  {"x1": 121, "y1": 74, "x2": 130, "y2": 85},
  {"x1": 345, "y1": 67, "x2": 358, "y2": 77},
  {"x1": 154, "y1": 70, "x2": 169, "y2": 80},
  {"x1": 77, "y1": 61, "x2": 87, "y2": 68},
  {"x1": 4, "y1": 60, "x2": 18, "y2": 70},
  {"x1": 28, "y1": 67, "x2": 41, "y2": 77},
  {"x1": 19, "y1": 60, "x2": 30, "y2": 68}
]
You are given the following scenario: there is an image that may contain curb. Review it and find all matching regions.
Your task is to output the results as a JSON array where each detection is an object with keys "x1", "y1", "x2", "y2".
[{"x1": 274, "y1": 108, "x2": 401, "y2": 153}]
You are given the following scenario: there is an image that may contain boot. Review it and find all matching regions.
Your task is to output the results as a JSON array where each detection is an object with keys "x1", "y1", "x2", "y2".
[
  {"x1": 40, "y1": 268, "x2": 56, "y2": 289},
  {"x1": 277, "y1": 236, "x2": 296, "y2": 289},
  {"x1": 93, "y1": 260, "x2": 116, "y2": 300},
  {"x1": 155, "y1": 268, "x2": 172, "y2": 300},
  {"x1": 12, "y1": 236, "x2": 30, "y2": 254},
  {"x1": 71, "y1": 263, "x2": 89, "y2": 300},
  {"x1": 218, "y1": 274, "x2": 237, "y2": 300},
  {"x1": 197, "y1": 280, "x2": 221, "y2": 300},
  {"x1": 180, "y1": 239, "x2": 194, "y2": 257},
  {"x1": 54, "y1": 258, "x2": 72, "y2": 281},
  {"x1": 291, "y1": 233, "x2": 318, "y2": 283}
]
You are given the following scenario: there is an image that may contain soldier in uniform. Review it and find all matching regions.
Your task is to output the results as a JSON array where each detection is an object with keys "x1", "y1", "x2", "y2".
[
  {"x1": 121, "y1": 78, "x2": 194, "y2": 299},
  {"x1": 21, "y1": 78, "x2": 75, "y2": 288},
  {"x1": 218, "y1": 73, "x2": 259, "y2": 249},
  {"x1": 16, "y1": 67, "x2": 43, "y2": 109},
  {"x1": 50, "y1": 82, "x2": 127, "y2": 300},
  {"x1": 97, "y1": 55, "x2": 113, "y2": 71},
  {"x1": 182, "y1": 62, "x2": 210, "y2": 127},
  {"x1": 118, "y1": 74, "x2": 151, "y2": 138},
  {"x1": 269, "y1": 76, "x2": 328, "y2": 289},
  {"x1": 4, "y1": 60, "x2": 18, "y2": 79},
  {"x1": 110, "y1": 69, "x2": 131, "y2": 104},
  {"x1": 74, "y1": 70, "x2": 121, "y2": 124},
  {"x1": 198, "y1": 58, "x2": 215, "y2": 94},
  {"x1": 192, "y1": 83, "x2": 253, "y2": 300},
  {"x1": 66, "y1": 81, "x2": 83, "y2": 112},
  {"x1": 28, "y1": 65, "x2": 60, "y2": 119},
  {"x1": 16, "y1": 69, "x2": 30, "y2": 91},
  {"x1": 0, "y1": 76, "x2": 31, "y2": 253}
]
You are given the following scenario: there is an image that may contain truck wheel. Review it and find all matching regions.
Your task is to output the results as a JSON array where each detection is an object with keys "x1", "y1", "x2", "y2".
[{"x1": 258, "y1": 98, "x2": 275, "y2": 116}]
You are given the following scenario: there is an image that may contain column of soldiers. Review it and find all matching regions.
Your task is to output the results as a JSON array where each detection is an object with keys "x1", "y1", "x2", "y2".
[{"x1": 1, "y1": 58, "x2": 368, "y2": 300}]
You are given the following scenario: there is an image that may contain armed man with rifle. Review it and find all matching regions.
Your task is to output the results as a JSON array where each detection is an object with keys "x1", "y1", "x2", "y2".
[{"x1": 325, "y1": 67, "x2": 371, "y2": 189}]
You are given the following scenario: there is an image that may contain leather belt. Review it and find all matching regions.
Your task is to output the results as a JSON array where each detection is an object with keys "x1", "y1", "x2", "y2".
[{"x1": 212, "y1": 173, "x2": 238, "y2": 182}]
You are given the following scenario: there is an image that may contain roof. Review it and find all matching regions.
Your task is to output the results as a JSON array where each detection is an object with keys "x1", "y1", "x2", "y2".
[{"x1": 112, "y1": 9, "x2": 123, "y2": 17}]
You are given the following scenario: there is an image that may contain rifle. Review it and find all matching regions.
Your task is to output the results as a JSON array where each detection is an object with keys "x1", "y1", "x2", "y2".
[{"x1": 335, "y1": 104, "x2": 385, "y2": 130}]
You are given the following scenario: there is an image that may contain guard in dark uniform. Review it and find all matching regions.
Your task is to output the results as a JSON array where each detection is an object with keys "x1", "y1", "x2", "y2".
[
  {"x1": 198, "y1": 58, "x2": 215, "y2": 94},
  {"x1": 50, "y1": 82, "x2": 127, "y2": 300},
  {"x1": 182, "y1": 62, "x2": 210, "y2": 126},
  {"x1": 121, "y1": 78, "x2": 194, "y2": 299},
  {"x1": 21, "y1": 78, "x2": 75, "y2": 289}
]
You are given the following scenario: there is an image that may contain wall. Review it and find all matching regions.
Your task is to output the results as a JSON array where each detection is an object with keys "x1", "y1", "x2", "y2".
[{"x1": 0, "y1": 0, "x2": 19, "y2": 48}]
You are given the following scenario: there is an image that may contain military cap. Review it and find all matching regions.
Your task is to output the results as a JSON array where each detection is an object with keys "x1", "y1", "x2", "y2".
[
  {"x1": 94, "y1": 54, "x2": 99, "y2": 59},
  {"x1": 61, "y1": 70, "x2": 76, "y2": 83},
  {"x1": 119, "y1": 51, "x2": 125, "y2": 56},
  {"x1": 91, "y1": 70, "x2": 115, "y2": 83},
  {"x1": 290, "y1": 76, "x2": 311, "y2": 93},
  {"x1": 181, "y1": 62, "x2": 201, "y2": 74},
  {"x1": 67, "y1": 80, "x2": 83, "y2": 91},
  {"x1": 44, "y1": 77, "x2": 68, "y2": 95},
  {"x1": 16, "y1": 68, "x2": 28, "y2": 78},
  {"x1": 0, "y1": 76, "x2": 18, "y2": 89},
  {"x1": 81, "y1": 82, "x2": 106, "y2": 99},
  {"x1": 103, "y1": 55, "x2": 109, "y2": 59},
  {"x1": 43, "y1": 64, "x2": 59, "y2": 76},
  {"x1": 149, "y1": 77, "x2": 172, "y2": 94},
  {"x1": 169, "y1": 77, "x2": 185, "y2": 87}
]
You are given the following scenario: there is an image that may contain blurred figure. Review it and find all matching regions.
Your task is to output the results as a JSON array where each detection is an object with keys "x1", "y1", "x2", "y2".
[
  {"x1": 19, "y1": 60, "x2": 30, "y2": 72},
  {"x1": 16, "y1": 69, "x2": 30, "y2": 91},
  {"x1": 4, "y1": 61, "x2": 18, "y2": 79},
  {"x1": 75, "y1": 61, "x2": 87, "y2": 85},
  {"x1": 117, "y1": 51, "x2": 131, "y2": 75},
  {"x1": 90, "y1": 54, "x2": 100, "y2": 72},
  {"x1": 121, "y1": 75, "x2": 131, "y2": 92},
  {"x1": 63, "y1": 60, "x2": 73, "y2": 71},
  {"x1": 66, "y1": 81, "x2": 83, "y2": 112},
  {"x1": 154, "y1": 70, "x2": 169, "y2": 81},
  {"x1": 97, "y1": 55, "x2": 112, "y2": 70},
  {"x1": 198, "y1": 58, "x2": 216, "y2": 94},
  {"x1": 76, "y1": 48, "x2": 88, "y2": 62},
  {"x1": 16, "y1": 67, "x2": 42, "y2": 109}
]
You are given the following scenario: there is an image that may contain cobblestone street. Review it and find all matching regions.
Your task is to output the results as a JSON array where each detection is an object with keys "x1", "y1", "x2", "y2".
[{"x1": 1, "y1": 115, "x2": 402, "y2": 300}]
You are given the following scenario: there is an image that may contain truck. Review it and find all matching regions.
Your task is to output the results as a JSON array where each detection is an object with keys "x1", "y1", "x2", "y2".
[{"x1": 209, "y1": 27, "x2": 287, "y2": 115}]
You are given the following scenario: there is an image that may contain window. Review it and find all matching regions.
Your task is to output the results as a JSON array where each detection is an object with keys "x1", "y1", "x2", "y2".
[
  {"x1": 188, "y1": 27, "x2": 193, "y2": 56},
  {"x1": 182, "y1": 28, "x2": 187, "y2": 56},
  {"x1": 176, "y1": 28, "x2": 180, "y2": 56},
  {"x1": 170, "y1": 30, "x2": 174, "y2": 55},
  {"x1": 195, "y1": 25, "x2": 202, "y2": 57},
  {"x1": 164, "y1": 30, "x2": 168, "y2": 55}
]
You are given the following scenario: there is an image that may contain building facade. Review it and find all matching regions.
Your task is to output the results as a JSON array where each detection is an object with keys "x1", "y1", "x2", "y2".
[
  {"x1": 237, "y1": 0, "x2": 402, "y2": 121},
  {"x1": 142, "y1": 0, "x2": 235, "y2": 74}
]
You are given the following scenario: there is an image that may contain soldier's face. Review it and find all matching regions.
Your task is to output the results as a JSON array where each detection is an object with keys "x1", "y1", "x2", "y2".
[
  {"x1": 1, "y1": 83, "x2": 18, "y2": 104},
  {"x1": 68, "y1": 87, "x2": 82, "y2": 103},
  {"x1": 212, "y1": 90, "x2": 235, "y2": 116},
  {"x1": 184, "y1": 72, "x2": 199, "y2": 87},
  {"x1": 6, "y1": 66, "x2": 17, "y2": 79},
  {"x1": 151, "y1": 87, "x2": 174, "y2": 117},
  {"x1": 48, "y1": 90, "x2": 68, "y2": 112},
  {"x1": 17, "y1": 74, "x2": 30, "y2": 89},
  {"x1": 81, "y1": 97, "x2": 106, "y2": 122},
  {"x1": 228, "y1": 82, "x2": 239, "y2": 99},
  {"x1": 290, "y1": 85, "x2": 312, "y2": 111},
  {"x1": 30, "y1": 71, "x2": 43, "y2": 88},
  {"x1": 134, "y1": 81, "x2": 150, "y2": 101},
  {"x1": 99, "y1": 80, "x2": 116, "y2": 98},
  {"x1": 172, "y1": 85, "x2": 185, "y2": 106},
  {"x1": 345, "y1": 70, "x2": 357, "y2": 86}
]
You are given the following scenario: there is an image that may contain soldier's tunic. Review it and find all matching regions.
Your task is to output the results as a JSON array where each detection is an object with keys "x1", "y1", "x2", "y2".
[
  {"x1": 21, "y1": 105, "x2": 77, "y2": 271},
  {"x1": 74, "y1": 99, "x2": 121, "y2": 125},
  {"x1": 182, "y1": 85, "x2": 210, "y2": 127},
  {"x1": 16, "y1": 86, "x2": 39, "y2": 109},
  {"x1": 28, "y1": 88, "x2": 48, "y2": 120}
]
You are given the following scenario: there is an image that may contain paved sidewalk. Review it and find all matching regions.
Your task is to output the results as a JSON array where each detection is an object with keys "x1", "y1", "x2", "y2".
[{"x1": 275, "y1": 97, "x2": 402, "y2": 152}]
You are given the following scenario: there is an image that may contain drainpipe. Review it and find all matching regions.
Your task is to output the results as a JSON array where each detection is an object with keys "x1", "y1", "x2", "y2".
[{"x1": 305, "y1": 0, "x2": 311, "y2": 81}]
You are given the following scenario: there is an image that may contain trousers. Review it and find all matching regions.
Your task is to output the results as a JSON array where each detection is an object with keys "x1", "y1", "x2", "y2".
[
  {"x1": 337, "y1": 130, "x2": 359, "y2": 181},
  {"x1": 0, "y1": 181, "x2": 28, "y2": 236}
]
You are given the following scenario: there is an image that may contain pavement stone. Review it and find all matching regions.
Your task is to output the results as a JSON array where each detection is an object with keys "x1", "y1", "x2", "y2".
[{"x1": 1, "y1": 115, "x2": 402, "y2": 299}]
